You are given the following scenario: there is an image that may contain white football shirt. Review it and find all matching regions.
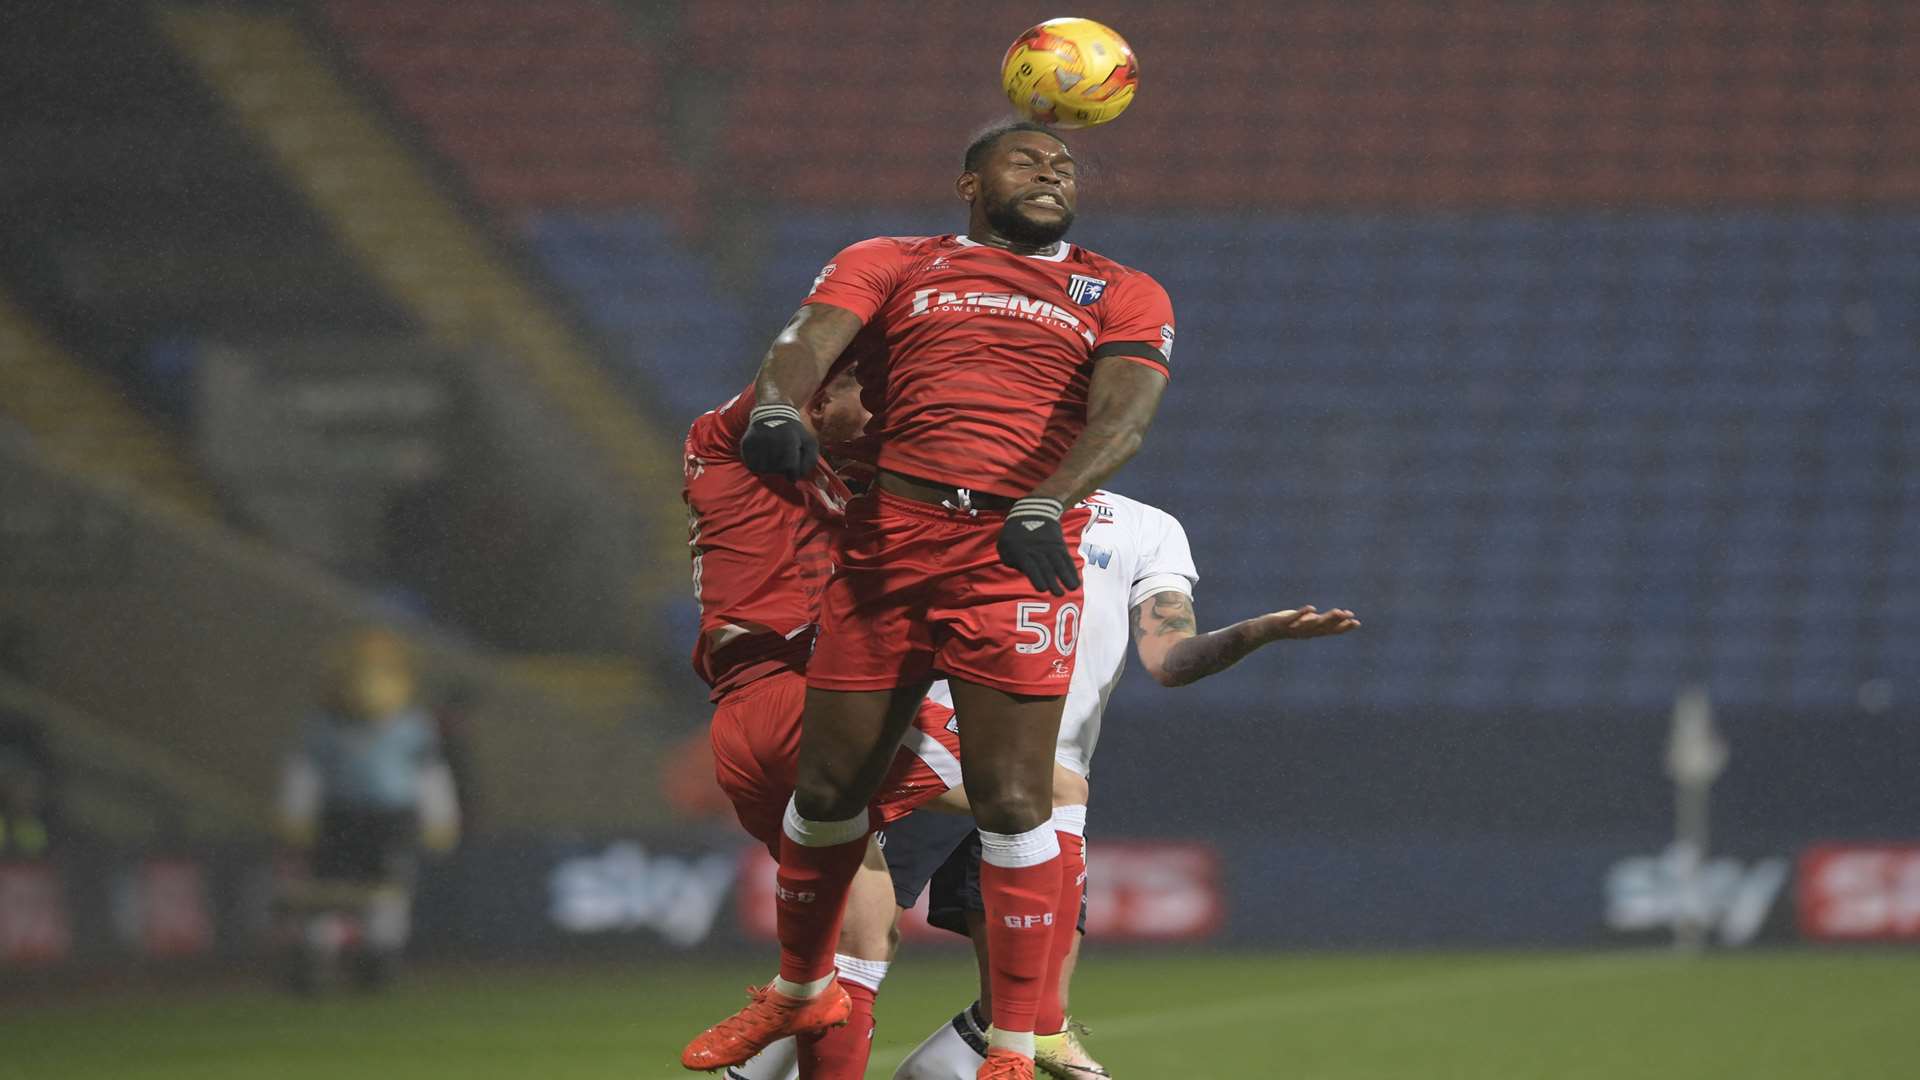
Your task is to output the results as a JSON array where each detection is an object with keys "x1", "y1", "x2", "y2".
[
  {"x1": 924, "y1": 490, "x2": 1198, "y2": 779},
  {"x1": 1055, "y1": 490, "x2": 1197, "y2": 777}
]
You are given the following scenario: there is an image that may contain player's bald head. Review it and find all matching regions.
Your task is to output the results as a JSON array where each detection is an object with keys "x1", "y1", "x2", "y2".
[{"x1": 963, "y1": 119, "x2": 1067, "y2": 173}]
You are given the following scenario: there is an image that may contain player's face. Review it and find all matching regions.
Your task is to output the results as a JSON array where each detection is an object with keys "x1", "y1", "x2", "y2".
[
  {"x1": 971, "y1": 133, "x2": 1077, "y2": 246},
  {"x1": 808, "y1": 373, "x2": 871, "y2": 453}
]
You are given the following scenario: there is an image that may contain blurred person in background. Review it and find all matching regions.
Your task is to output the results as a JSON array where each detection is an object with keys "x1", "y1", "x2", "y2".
[{"x1": 274, "y1": 628, "x2": 459, "y2": 992}]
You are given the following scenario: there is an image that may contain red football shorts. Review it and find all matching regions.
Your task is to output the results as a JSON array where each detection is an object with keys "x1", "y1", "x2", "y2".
[
  {"x1": 709, "y1": 669, "x2": 961, "y2": 857},
  {"x1": 807, "y1": 491, "x2": 1092, "y2": 697}
]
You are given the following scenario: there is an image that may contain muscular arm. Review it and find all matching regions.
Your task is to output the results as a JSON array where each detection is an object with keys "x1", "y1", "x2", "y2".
[
  {"x1": 750, "y1": 303, "x2": 867, "y2": 408},
  {"x1": 1133, "y1": 591, "x2": 1361, "y2": 689},
  {"x1": 1026, "y1": 357, "x2": 1167, "y2": 506}
]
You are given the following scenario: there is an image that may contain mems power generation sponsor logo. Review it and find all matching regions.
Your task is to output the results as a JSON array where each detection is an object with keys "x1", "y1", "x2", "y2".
[{"x1": 910, "y1": 289, "x2": 1097, "y2": 345}]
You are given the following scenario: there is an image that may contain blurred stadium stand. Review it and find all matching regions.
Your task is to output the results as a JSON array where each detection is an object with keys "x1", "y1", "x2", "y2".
[{"x1": 0, "y1": 2, "x2": 696, "y2": 850}]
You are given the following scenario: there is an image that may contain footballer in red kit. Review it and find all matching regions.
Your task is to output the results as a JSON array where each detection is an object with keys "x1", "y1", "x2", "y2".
[
  {"x1": 682, "y1": 375, "x2": 963, "y2": 859},
  {"x1": 683, "y1": 121, "x2": 1173, "y2": 1080}
]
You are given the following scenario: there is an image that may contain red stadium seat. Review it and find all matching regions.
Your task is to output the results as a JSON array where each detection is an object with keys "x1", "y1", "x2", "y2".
[
  {"x1": 328, "y1": 0, "x2": 1918, "y2": 211},
  {"x1": 324, "y1": 0, "x2": 689, "y2": 215}
]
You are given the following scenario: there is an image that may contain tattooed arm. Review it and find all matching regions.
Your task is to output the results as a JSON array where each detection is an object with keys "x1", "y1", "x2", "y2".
[{"x1": 1131, "y1": 592, "x2": 1361, "y2": 688}]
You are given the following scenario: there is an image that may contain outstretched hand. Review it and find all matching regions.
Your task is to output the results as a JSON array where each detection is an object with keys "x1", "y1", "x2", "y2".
[{"x1": 1245, "y1": 606, "x2": 1361, "y2": 642}]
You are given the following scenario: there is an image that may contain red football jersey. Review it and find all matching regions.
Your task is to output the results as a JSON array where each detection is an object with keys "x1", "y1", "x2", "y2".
[
  {"x1": 803, "y1": 235, "x2": 1174, "y2": 497},
  {"x1": 682, "y1": 386, "x2": 852, "y2": 700}
]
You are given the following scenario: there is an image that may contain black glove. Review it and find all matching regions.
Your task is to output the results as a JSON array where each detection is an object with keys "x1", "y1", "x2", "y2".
[
  {"x1": 739, "y1": 403, "x2": 819, "y2": 482},
  {"x1": 997, "y1": 497, "x2": 1080, "y2": 597}
]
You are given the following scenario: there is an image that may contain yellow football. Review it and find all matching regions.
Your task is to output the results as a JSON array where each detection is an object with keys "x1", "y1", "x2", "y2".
[{"x1": 1000, "y1": 17, "x2": 1139, "y2": 129}]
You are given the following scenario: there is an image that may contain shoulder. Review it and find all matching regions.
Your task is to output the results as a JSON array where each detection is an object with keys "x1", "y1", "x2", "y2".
[
  {"x1": 814, "y1": 237, "x2": 948, "y2": 296},
  {"x1": 1067, "y1": 246, "x2": 1161, "y2": 288},
  {"x1": 1084, "y1": 490, "x2": 1192, "y2": 565},
  {"x1": 835, "y1": 235, "x2": 944, "y2": 261},
  {"x1": 686, "y1": 387, "x2": 753, "y2": 455},
  {"x1": 1083, "y1": 488, "x2": 1174, "y2": 530}
]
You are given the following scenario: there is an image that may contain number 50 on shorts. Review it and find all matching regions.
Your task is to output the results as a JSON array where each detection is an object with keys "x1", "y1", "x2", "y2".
[{"x1": 1014, "y1": 600, "x2": 1081, "y2": 656}]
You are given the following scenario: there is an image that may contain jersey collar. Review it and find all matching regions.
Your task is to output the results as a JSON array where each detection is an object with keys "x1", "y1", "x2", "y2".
[{"x1": 954, "y1": 235, "x2": 1072, "y2": 263}]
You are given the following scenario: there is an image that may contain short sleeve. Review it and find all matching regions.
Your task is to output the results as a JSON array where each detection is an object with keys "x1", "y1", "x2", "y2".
[
  {"x1": 1091, "y1": 270, "x2": 1176, "y2": 378},
  {"x1": 801, "y1": 237, "x2": 910, "y2": 324},
  {"x1": 684, "y1": 385, "x2": 755, "y2": 462},
  {"x1": 1128, "y1": 509, "x2": 1199, "y2": 608}
]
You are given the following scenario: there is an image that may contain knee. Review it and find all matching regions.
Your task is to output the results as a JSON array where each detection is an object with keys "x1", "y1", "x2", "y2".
[
  {"x1": 792, "y1": 758, "x2": 872, "y2": 821},
  {"x1": 966, "y1": 783, "x2": 1052, "y2": 835},
  {"x1": 792, "y1": 779, "x2": 865, "y2": 823}
]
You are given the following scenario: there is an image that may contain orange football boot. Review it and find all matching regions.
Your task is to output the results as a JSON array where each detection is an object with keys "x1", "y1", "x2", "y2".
[
  {"x1": 679, "y1": 980, "x2": 851, "y2": 1071},
  {"x1": 977, "y1": 1047, "x2": 1037, "y2": 1080}
]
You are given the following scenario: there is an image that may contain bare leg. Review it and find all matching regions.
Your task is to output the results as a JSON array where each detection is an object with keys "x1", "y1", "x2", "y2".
[
  {"x1": 793, "y1": 683, "x2": 934, "y2": 821},
  {"x1": 772, "y1": 682, "x2": 930, "y2": 990},
  {"x1": 947, "y1": 681, "x2": 1062, "y2": 835},
  {"x1": 841, "y1": 835, "x2": 905, "y2": 961}
]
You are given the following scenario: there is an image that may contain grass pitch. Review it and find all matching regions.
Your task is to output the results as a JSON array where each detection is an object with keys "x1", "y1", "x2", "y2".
[{"x1": 9, "y1": 949, "x2": 1916, "y2": 1079}]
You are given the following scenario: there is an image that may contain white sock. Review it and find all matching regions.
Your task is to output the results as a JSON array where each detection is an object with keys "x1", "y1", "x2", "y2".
[
  {"x1": 834, "y1": 952, "x2": 890, "y2": 992},
  {"x1": 727, "y1": 1037, "x2": 798, "y2": 1080},
  {"x1": 977, "y1": 822, "x2": 1059, "y2": 868},
  {"x1": 770, "y1": 972, "x2": 834, "y2": 999},
  {"x1": 1050, "y1": 804, "x2": 1088, "y2": 838},
  {"x1": 782, "y1": 798, "x2": 871, "y2": 848},
  {"x1": 891, "y1": 1004, "x2": 989, "y2": 1080},
  {"x1": 987, "y1": 1026, "x2": 1036, "y2": 1058}
]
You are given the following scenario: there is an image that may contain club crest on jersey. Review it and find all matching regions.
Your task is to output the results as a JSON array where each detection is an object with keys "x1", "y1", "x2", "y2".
[{"x1": 1066, "y1": 273, "x2": 1108, "y2": 305}]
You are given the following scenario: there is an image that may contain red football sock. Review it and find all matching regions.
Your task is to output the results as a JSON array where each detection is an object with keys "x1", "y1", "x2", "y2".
[
  {"x1": 1035, "y1": 827, "x2": 1086, "y2": 1035},
  {"x1": 979, "y1": 824, "x2": 1063, "y2": 1039},
  {"x1": 775, "y1": 808, "x2": 872, "y2": 985},
  {"x1": 796, "y1": 979, "x2": 876, "y2": 1079}
]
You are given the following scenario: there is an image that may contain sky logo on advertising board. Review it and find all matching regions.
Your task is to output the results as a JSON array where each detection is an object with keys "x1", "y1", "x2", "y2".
[
  {"x1": 1604, "y1": 845, "x2": 1790, "y2": 947},
  {"x1": 1797, "y1": 844, "x2": 1920, "y2": 941},
  {"x1": 548, "y1": 842, "x2": 737, "y2": 947}
]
